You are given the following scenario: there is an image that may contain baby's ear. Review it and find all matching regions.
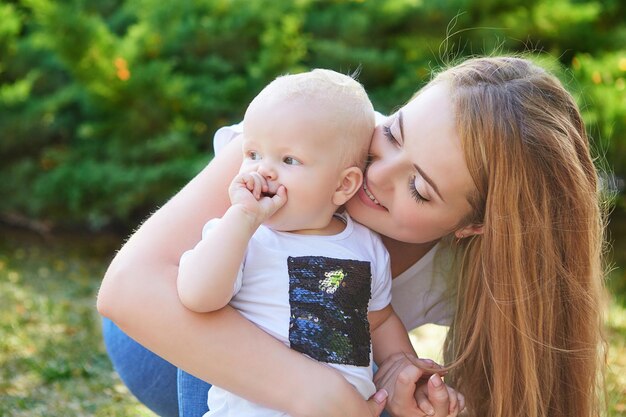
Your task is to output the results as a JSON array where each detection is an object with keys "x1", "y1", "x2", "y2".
[{"x1": 332, "y1": 166, "x2": 363, "y2": 206}]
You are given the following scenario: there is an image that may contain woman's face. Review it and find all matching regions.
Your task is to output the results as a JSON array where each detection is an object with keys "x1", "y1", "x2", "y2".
[{"x1": 345, "y1": 83, "x2": 478, "y2": 244}]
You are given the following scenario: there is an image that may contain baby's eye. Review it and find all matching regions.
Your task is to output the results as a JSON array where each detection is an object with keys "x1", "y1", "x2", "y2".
[
  {"x1": 283, "y1": 156, "x2": 301, "y2": 165},
  {"x1": 247, "y1": 151, "x2": 260, "y2": 160}
]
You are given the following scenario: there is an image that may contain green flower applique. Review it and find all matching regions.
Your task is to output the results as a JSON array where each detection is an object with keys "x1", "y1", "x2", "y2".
[{"x1": 319, "y1": 269, "x2": 345, "y2": 294}]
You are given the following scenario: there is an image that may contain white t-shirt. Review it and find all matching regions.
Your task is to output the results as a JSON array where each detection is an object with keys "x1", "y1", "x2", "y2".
[
  {"x1": 183, "y1": 213, "x2": 391, "y2": 416},
  {"x1": 212, "y1": 121, "x2": 455, "y2": 332}
]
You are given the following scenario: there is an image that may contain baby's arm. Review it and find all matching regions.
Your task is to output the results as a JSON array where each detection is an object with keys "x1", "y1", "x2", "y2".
[
  {"x1": 176, "y1": 205, "x2": 257, "y2": 312},
  {"x1": 369, "y1": 305, "x2": 415, "y2": 365},
  {"x1": 176, "y1": 172, "x2": 286, "y2": 312},
  {"x1": 370, "y1": 307, "x2": 439, "y2": 417}
]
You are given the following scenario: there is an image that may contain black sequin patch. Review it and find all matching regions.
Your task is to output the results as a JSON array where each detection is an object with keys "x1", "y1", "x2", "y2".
[{"x1": 287, "y1": 256, "x2": 371, "y2": 366}]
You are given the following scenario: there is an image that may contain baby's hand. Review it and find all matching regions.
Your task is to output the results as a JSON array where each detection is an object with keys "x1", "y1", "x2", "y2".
[{"x1": 229, "y1": 171, "x2": 287, "y2": 225}]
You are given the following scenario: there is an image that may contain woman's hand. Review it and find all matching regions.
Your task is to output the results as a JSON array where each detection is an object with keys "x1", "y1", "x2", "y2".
[
  {"x1": 374, "y1": 353, "x2": 465, "y2": 417},
  {"x1": 366, "y1": 389, "x2": 390, "y2": 417}
]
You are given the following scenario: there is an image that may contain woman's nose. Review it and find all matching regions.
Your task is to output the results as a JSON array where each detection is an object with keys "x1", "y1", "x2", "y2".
[
  {"x1": 371, "y1": 127, "x2": 400, "y2": 163},
  {"x1": 368, "y1": 129, "x2": 403, "y2": 189},
  {"x1": 369, "y1": 156, "x2": 398, "y2": 191}
]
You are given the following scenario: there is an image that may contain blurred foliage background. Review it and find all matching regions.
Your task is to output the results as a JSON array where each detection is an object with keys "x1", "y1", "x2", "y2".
[
  {"x1": 0, "y1": 0, "x2": 625, "y2": 231},
  {"x1": 1, "y1": 0, "x2": 625, "y2": 415}
]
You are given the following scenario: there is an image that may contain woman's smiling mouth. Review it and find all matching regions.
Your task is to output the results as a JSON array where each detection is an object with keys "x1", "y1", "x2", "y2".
[
  {"x1": 363, "y1": 181, "x2": 380, "y2": 205},
  {"x1": 356, "y1": 177, "x2": 387, "y2": 211}
]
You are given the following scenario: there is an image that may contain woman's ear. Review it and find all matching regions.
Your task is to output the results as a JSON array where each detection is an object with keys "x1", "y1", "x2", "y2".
[
  {"x1": 454, "y1": 223, "x2": 484, "y2": 239},
  {"x1": 332, "y1": 167, "x2": 363, "y2": 206}
]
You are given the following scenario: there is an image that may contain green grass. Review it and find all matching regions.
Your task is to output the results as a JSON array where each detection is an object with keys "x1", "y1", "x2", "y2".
[
  {"x1": 607, "y1": 300, "x2": 626, "y2": 416},
  {"x1": 1, "y1": 219, "x2": 625, "y2": 416},
  {"x1": 606, "y1": 205, "x2": 626, "y2": 416},
  {"x1": 0, "y1": 230, "x2": 154, "y2": 417}
]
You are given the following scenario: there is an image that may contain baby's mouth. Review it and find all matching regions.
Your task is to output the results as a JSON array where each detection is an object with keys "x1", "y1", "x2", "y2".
[{"x1": 261, "y1": 183, "x2": 280, "y2": 198}]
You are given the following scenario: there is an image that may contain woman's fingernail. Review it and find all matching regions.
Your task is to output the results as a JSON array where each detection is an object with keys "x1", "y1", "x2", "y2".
[
  {"x1": 373, "y1": 389, "x2": 388, "y2": 404},
  {"x1": 430, "y1": 373, "x2": 443, "y2": 387},
  {"x1": 424, "y1": 404, "x2": 435, "y2": 415}
]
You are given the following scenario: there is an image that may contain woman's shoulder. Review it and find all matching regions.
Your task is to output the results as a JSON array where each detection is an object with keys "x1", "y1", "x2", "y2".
[{"x1": 213, "y1": 122, "x2": 243, "y2": 155}]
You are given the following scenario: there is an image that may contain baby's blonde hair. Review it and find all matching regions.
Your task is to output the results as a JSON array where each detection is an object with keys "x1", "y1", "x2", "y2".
[{"x1": 246, "y1": 69, "x2": 374, "y2": 169}]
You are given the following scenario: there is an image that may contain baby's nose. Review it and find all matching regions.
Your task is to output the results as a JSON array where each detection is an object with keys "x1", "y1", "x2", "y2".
[{"x1": 257, "y1": 162, "x2": 277, "y2": 181}]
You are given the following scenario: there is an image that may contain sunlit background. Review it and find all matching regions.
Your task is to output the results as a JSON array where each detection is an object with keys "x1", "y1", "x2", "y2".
[{"x1": 1, "y1": 0, "x2": 624, "y2": 415}]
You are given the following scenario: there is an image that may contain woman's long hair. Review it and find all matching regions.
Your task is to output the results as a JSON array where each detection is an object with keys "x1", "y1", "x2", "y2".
[{"x1": 437, "y1": 57, "x2": 607, "y2": 417}]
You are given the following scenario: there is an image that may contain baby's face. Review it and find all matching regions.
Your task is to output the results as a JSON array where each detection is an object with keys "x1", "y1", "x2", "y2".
[{"x1": 241, "y1": 100, "x2": 353, "y2": 232}]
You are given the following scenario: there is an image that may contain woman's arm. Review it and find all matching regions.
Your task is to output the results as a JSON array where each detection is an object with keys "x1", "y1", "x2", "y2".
[{"x1": 96, "y1": 135, "x2": 383, "y2": 417}]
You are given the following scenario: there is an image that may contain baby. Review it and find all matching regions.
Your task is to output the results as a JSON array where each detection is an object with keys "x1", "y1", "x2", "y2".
[{"x1": 177, "y1": 69, "x2": 419, "y2": 416}]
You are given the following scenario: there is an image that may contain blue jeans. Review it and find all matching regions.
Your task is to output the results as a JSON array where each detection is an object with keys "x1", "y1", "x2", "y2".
[
  {"x1": 101, "y1": 318, "x2": 211, "y2": 417},
  {"x1": 103, "y1": 318, "x2": 390, "y2": 417}
]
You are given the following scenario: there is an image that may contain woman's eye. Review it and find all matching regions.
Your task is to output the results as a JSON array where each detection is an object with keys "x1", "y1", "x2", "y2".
[
  {"x1": 383, "y1": 125, "x2": 399, "y2": 145},
  {"x1": 283, "y1": 156, "x2": 301, "y2": 165},
  {"x1": 409, "y1": 176, "x2": 429, "y2": 204}
]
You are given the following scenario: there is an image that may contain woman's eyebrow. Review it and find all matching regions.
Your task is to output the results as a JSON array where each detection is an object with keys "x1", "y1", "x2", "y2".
[{"x1": 399, "y1": 110, "x2": 444, "y2": 202}]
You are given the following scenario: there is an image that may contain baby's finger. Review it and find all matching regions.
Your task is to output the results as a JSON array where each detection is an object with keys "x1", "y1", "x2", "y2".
[
  {"x1": 243, "y1": 173, "x2": 257, "y2": 193},
  {"x1": 248, "y1": 172, "x2": 265, "y2": 199},
  {"x1": 271, "y1": 185, "x2": 287, "y2": 210},
  {"x1": 258, "y1": 185, "x2": 287, "y2": 219}
]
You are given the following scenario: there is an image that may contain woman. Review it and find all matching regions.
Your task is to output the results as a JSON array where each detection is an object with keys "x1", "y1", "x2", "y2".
[{"x1": 97, "y1": 56, "x2": 606, "y2": 417}]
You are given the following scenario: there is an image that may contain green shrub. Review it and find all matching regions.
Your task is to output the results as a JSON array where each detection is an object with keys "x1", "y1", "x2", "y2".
[{"x1": 1, "y1": 0, "x2": 624, "y2": 230}]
